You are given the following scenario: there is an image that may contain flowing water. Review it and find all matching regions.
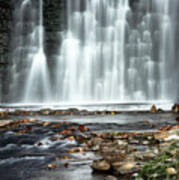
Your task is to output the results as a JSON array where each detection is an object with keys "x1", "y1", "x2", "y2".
[
  {"x1": 8, "y1": 0, "x2": 179, "y2": 105},
  {"x1": 10, "y1": 0, "x2": 50, "y2": 103},
  {"x1": 23, "y1": 0, "x2": 51, "y2": 103}
]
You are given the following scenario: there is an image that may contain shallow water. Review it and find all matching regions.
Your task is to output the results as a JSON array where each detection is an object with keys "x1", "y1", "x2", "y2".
[
  {"x1": 0, "y1": 111, "x2": 178, "y2": 180},
  {"x1": 0, "y1": 102, "x2": 173, "y2": 111}
]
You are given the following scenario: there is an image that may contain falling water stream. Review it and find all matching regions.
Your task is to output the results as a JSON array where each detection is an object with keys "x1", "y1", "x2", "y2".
[
  {"x1": 23, "y1": 0, "x2": 51, "y2": 103},
  {"x1": 54, "y1": 0, "x2": 177, "y2": 104},
  {"x1": 10, "y1": 0, "x2": 50, "y2": 103},
  {"x1": 8, "y1": 0, "x2": 179, "y2": 105},
  {"x1": 56, "y1": 0, "x2": 129, "y2": 102}
]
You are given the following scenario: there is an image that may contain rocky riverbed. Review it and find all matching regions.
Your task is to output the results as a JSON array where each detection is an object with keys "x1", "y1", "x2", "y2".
[
  {"x1": 0, "y1": 107, "x2": 178, "y2": 180},
  {"x1": 87, "y1": 126, "x2": 179, "y2": 179}
]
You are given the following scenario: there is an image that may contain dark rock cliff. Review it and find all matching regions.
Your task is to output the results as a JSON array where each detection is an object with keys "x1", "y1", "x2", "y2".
[{"x1": 0, "y1": 0, "x2": 12, "y2": 102}]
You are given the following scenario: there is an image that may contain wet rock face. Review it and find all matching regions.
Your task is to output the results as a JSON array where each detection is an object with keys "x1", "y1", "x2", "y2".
[
  {"x1": 0, "y1": 0, "x2": 67, "y2": 102},
  {"x1": 0, "y1": 1, "x2": 11, "y2": 63},
  {"x1": 0, "y1": 0, "x2": 12, "y2": 102}
]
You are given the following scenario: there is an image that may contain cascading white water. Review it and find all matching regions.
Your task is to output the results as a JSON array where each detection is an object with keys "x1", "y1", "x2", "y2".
[
  {"x1": 53, "y1": 0, "x2": 177, "y2": 104},
  {"x1": 9, "y1": 0, "x2": 178, "y2": 105},
  {"x1": 10, "y1": 0, "x2": 50, "y2": 103},
  {"x1": 56, "y1": 0, "x2": 129, "y2": 103},
  {"x1": 23, "y1": 0, "x2": 51, "y2": 102},
  {"x1": 126, "y1": 0, "x2": 155, "y2": 101},
  {"x1": 156, "y1": 0, "x2": 175, "y2": 100}
]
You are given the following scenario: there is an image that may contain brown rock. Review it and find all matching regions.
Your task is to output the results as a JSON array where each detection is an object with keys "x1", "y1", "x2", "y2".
[
  {"x1": 150, "y1": 105, "x2": 157, "y2": 113},
  {"x1": 46, "y1": 163, "x2": 58, "y2": 169},
  {"x1": 60, "y1": 130, "x2": 72, "y2": 135},
  {"x1": 120, "y1": 162, "x2": 136, "y2": 170},
  {"x1": 172, "y1": 104, "x2": 179, "y2": 113},
  {"x1": 40, "y1": 109, "x2": 51, "y2": 115},
  {"x1": 111, "y1": 111, "x2": 116, "y2": 115},
  {"x1": 90, "y1": 137, "x2": 103, "y2": 146},
  {"x1": 52, "y1": 123, "x2": 61, "y2": 128},
  {"x1": 78, "y1": 125, "x2": 89, "y2": 132},
  {"x1": 42, "y1": 121, "x2": 51, "y2": 126},
  {"x1": 68, "y1": 136, "x2": 75, "y2": 141},
  {"x1": 36, "y1": 142, "x2": 44, "y2": 146},
  {"x1": 92, "y1": 159, "x2": 110, "y2": 171},
  {"x1": 50, "y1": 136, "x2": 59, "y2": 142},
  {"x1": 0, "y1": 120, "x2": 12, "y2": 128},
  {"x1": 64, "y1": 162, "x2": 69, "y2": 168},
  {"x1": 166, "y1": 167, "x2": 177, "y2": 175},
  {"x1": 154, "y1": 132, "x2": 169, "y2": 140},
  {"x1": 113, "y1": 162, "x2": 137, "y2": 175}
]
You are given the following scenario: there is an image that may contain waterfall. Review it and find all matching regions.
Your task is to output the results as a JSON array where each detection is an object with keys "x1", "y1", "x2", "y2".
[{"x1": 8, "y1": 0, "x2": 179, "y2": 104}]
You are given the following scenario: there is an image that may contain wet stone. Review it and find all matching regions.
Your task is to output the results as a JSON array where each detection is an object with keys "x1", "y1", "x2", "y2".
[
  {"x1": 113, "y1": 162, "x2": 137, "y2": 175},
  {"x1": 40, "y1": 109, "x2": 51, "y2": 115},
  {"x1": 172, "y1": 104, "x2": 179, "y2": 113},
  {"x1": 0, "y1": 115, "x2": 178, "y2": 180},
  {"x1": 151, "y1": 105, "x2": 157, "y2": 113},
  {"x1": 92, "y1": 159, "x2": 111, "y2": 171}
]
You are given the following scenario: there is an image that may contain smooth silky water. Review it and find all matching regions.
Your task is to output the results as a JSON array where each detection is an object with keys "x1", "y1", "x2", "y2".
[
  {"x1": 10, "y1": 0, "x2": 51, "y2": 103},
  {"x1": 7, "y1": 0, "x2": 179, "y2": 108}
]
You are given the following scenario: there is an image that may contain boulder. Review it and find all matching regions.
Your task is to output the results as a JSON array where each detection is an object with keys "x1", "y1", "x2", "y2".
[
  {"x1": 172, "y1": 104, "x2": 179, "y2": 113},
  {"x1": 113, "y1": 161, "x2": 137, "y2": 175},
  {"x1": 92, "y1": 159, "x2": 110, "y2": 171},
  {"x1": 40, "y1": 109, "x2": 52, "y2": 115},
  {"x1": 166, "y1": 168, "x2": 177, "y2": 175},
  {"x1": 0, "y1": 120, "x2": 12, "y2": 127},
  {"x1": 150, "y1": 105, "x2": 157, "y2": 113}
]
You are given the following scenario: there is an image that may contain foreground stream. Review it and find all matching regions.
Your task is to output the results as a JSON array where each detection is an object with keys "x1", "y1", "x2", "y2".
[{"x1": 0, "y1": 109, "x2": 178, "y2": 180}]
